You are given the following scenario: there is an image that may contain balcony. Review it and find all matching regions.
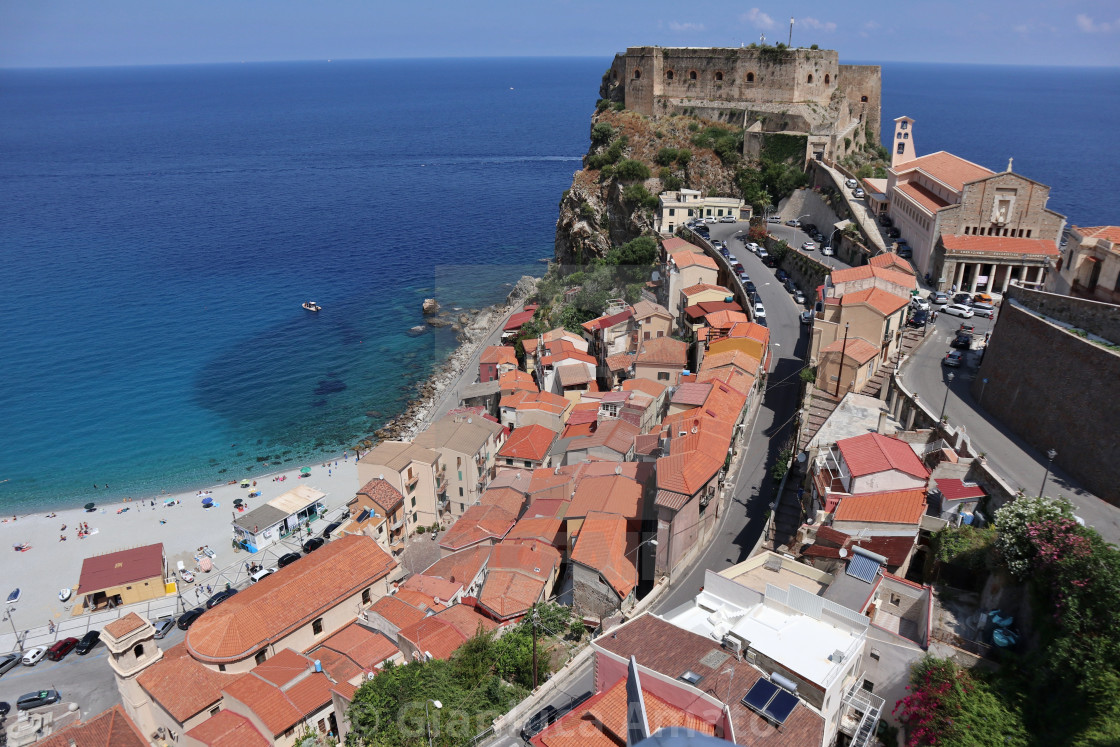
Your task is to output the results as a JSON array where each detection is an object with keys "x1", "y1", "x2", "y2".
[{"x1": 405, "y1": 472, "x2": 419, "y2": 491}]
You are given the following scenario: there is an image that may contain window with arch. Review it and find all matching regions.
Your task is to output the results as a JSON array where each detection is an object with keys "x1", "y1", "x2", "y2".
[
  {"x1": 903, "y1": 133, "x2": 909, "y2": 139},
  {"x1": 715, "y1": 71, "x2": 724, "y2": 81},
  {"x1": 861, "y1": 95, "x2": 868, "y2": 102},
  {"x1": 897, "y1": 143, "x2": 905, "y2": 155},
  {"x1": 824, "y1": 74, "x2": 830, "y2": 84},
  {"x1": 666, "y1": 70, "x2": 674, "y2": 80},
  {"x1": 689, "y1": 70, "x2": 697, "y2": 81},
  {"x1": 133, "y1": 644, "x2": 144, "y2": 658},
  {"x1": 807, "y1": 74, "x2": 814, "y2": 84},
  {"x1": 747, "y1": 72, "x2": 755, "y2": 82},
  {"x1": 633, "y1": 69, "x2": 641, "y2": 80}
]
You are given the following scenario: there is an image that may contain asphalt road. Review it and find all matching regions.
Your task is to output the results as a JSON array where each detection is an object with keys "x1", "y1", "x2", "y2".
[
  {"x1": 899, "y1": 309, "x2": 1120, "y2": 542},
  {"x1": 491, "y1": 222, "x2": 809, "y2": 745},
  {"x1": 764, "y1": 221, "x2": 856, "y2": 272}
]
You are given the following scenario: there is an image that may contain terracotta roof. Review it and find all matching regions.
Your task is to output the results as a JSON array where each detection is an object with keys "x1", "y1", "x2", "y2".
[
  {"x1": 314, "y1": 622, "x2": 399, "y2": 672},
  {"x1": 103, "y1": 612, "x2": 147, "y2": 640},
  {"x1": 661, "y1": 236, "x2": 699, "y2": 255},
  {"x1": 571, "y1": 512, "x2": 636, "y2": 598},
  {"x1": 853, "y1": 535, "x2": 916, "y2": 567},
  {"x1": 480, "y1": 486, "x2": 527, "y2": 516},
  {"x1": 504, "y1": 309, "x2": 536, "y2": 331},
  {"x1": 512, "y1": 390, "x2": 570, "y2": 415},
  {"x1": 185, "y1": 709, "x2": 270, "y2": 747},
  {"x1": 506, "y1": 516, "x2": 564, "y2": 548},
  {"x1": 892, "y1": 150, "x2": 994, "y2": 191},
  {"x1": 814, "y1": 525, "x2": 851, "y2": 547},
  {"x1": 498, "y1": 369, "x2": 539, "y2": 393},
  {"x1": 605, "y1": 352, "x2": 635, "y2": 372},
  {"x1": 820, "y1": 336, "x2": 880, "y2": 364},
  {"x1": 704, "y1": 309, "x2": 749, "y2": 330},
  {"x1": 834, "y1": 488, "x2": 927, "y2": 525},
  {"x1": 402, "y1": 574, "x2": 463, "y2": 604},
  {"x1": 186, "y1": 534, "x2": 396, "y2": 664},
  {"x1": 479, "y1": 541, "x2": 561, "y2": 619},
  {"x1": 940, "y1": 234, "x2": 1059, "y2": 257},
  {"x1": 433, "y1": 602, "x2": 499, "y2": 639},
  {"x1": 367, "y1": 595, "x2": 427, "y2": 630},
  {"x1": 137, "y1": 643, "x2": 228, "y2": 722},
  {"x1": 635, "y1": 337, "x2": 688, "y2": 367},
  {"x1": 681, "y1": 282, "x2": 731, "y2": 297},
  {"x1": 440, "y1": 504, "x2": 516, "y2": 551},
  {"x1": 895, "y1": 181, "x2": 951, "y2": 213},
  {"x1": 557, "y1": 363, "x2": 593, "y2": 387},
  {"x1": 633, "y1": 433, "x2": 661, "y2": 456},
  {"x1": 621, "y1": 377, "x2": 667, "y2": 397},
  {"x1": 486, "y1": 469, "x2": 533, "y2": 494},
  {"x1": 38, "y1": 705, "x2": 149, "y2": 747},
  {"x1": 829, "y1": 264, "x2": 918, "y2": 290},
  {"x1": 498, "y1": 425, "x2": 557, "y2": 462},
  {"x1": 1075, "y1": 225, "x2": 1120, "y2": 244},
  {"x1": 700, "y1": 380, "x2": 748, "y2": 422},
  {"x1": 673, "y1": 251, "x2": 719, "y2": 270},
  {"x1": 522, "y1": 338, "x2": 538, "y2": 355},
  {"x1": 356, "y1": 477, "x2": 404, "y2": 515},
  {"x1": 422, "y1": 546, "x2": 492, "y2": 585},
  {"x1": 696, "y1": 367, "x2": 756, "y2": 394},
  {"x1": 582, "y1": 308, "x2": 634, "y2": 332},
  {"x1": 631, "y1": 299, "x2": 672, "y2": 320},
  {"x1": 595, "y1": 615, "x2": 824, "y2": 747},
  {"x1": 77, "y1": 543, "x2": 163, "y2": 594},
  {"x1": 656, "y1": 449, "x2": 722, "y2": 497},
  {"x1": 480, "y1": 345, "x2": 518, "y2": 365},
  {"x1": 935, "y1": 478, "x2": 987, "y2": 501},
  {"x1": 684, "y1": 301, "x2": 741, "y2": 321},
  {"x1": 700, "y1": 348, "x2": 761, "y2": 376},
  {"x1": 397, "y1": 618, "x2": 465, "y2": 661},
  {"x1": 567, "y1": 419, "x2": 639, "y2": 456},
  {"x1": 839, "y1": 287, "x2": 911, "y2": 316},
  {"x1": 568, "y1": 474, "x2": 643, "y2": 520},
  {"x1": 869, "y1": 253, "x2": 917, "y2": 274},
  {"x1": 223, "y1": 654, "x2": 333, "y2": 737},
  {"x1": 393, "y1": 589, "x2": 444, "y2": 614},
  {"x1": 726, "y1": 320, "x2": 770, "y2": 344},
  {"x1": 836, "y1": 433, "x2": 929, "y2": 480}
]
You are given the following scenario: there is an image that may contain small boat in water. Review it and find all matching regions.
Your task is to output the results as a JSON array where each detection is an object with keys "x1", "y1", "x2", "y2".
[
  {"x1": 302, "y1": 301, "x2": 322, "y2": 312},
  {"x1": 7, "y1": 588, "x2": 20, "y2": 604}
]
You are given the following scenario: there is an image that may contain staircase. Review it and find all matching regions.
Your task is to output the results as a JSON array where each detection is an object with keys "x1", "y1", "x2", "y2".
[{"x1": 842, "y1": 683, "x2": 885, "y2": 747}]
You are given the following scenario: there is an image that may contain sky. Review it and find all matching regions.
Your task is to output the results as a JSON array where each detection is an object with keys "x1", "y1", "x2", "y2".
[{"x1": 2, "y1": 0, "x2": 1119, "y2": 69}]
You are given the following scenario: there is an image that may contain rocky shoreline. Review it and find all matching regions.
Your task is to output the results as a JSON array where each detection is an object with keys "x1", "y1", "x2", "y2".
[{"x1": 363, "y1": 274, "x2": 540, "y2": 446}]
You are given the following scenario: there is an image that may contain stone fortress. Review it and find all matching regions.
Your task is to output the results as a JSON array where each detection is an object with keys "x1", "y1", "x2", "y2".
[{"x1": 600, "y1": 46, "x2": 881, "y2": 163}]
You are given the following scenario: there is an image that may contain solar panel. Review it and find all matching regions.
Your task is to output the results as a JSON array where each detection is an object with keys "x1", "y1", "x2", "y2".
[
  {"x1": 846, "y1": 553, "x2": 880, "y2": 583},
  {"x1": 742, "y1": 680, "x2": 800, "y2": 726}
]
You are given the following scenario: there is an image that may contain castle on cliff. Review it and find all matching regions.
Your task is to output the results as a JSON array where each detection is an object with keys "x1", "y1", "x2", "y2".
[{"x1": 601, "y1": 46, "x2": 881, "y2": 164}]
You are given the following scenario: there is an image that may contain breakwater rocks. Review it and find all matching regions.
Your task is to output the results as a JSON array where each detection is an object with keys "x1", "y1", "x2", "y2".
[{"x1": 371, "y1": 275, "x2": 539, "y2": 444}]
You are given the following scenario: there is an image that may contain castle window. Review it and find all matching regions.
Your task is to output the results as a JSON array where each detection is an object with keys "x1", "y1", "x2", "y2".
[
  {"x1": 1027, "y1": 229, "x2": 1032, "y2": 237},
  {"x1": 689, "y1": 70, "x2": 698, "y2": 81},
  {"x1": 807, "y1": 74, "x2": 814, "y2": 83},
  {"x1": 747, "y1": 72, "x2": 755, "y2": 82},
  {"x1": 633, "y1": 69, "x2": 641, "y2": 80},
  {"x1": 666, "y1": 69, "x2": 675, "y2": 81},
  {"x1": 824, "y1": 74, "x2": 830, "y2": 84},
  {"x1": 715, "y1": 71, "x2": 724, "y2": 81}
]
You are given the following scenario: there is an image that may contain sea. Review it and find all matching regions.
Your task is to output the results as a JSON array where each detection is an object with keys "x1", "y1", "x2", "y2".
[{"x1": 1, "y1": 58, "x2": 1116, "y2": 513}]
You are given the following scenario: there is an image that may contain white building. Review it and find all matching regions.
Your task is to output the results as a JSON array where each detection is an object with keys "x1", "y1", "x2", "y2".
[
  {"x1": 232, "y1": 485, "x2": 327, "y2": 553},
  {"x1": 656, "y1": 189, "x2": 750, "y2": 234}
]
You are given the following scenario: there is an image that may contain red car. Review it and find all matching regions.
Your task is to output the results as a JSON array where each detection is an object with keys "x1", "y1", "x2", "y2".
[{"x1": 46, "y1": 637, "x2": 78, "y2": 661}]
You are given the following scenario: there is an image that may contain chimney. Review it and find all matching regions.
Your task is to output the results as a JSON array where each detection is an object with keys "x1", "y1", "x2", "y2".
[{"x1": 877, "y1": 411, "x2": 891, "y2": 434}]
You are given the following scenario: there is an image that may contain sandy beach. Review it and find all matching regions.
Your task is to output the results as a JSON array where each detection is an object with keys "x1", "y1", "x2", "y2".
[{"x1": 0, "y1": 458, "x2": 361, "y2": 636}]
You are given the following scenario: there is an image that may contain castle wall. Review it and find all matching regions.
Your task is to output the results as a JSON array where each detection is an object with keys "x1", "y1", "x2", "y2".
[{"x1": 838, "y1": 64, "x2": 883, "y2": 142}]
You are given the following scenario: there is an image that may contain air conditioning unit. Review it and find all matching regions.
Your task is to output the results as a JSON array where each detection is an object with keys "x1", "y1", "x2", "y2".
[{"x1": 721, "y1": 635, "x2": 742, "y2": 653}]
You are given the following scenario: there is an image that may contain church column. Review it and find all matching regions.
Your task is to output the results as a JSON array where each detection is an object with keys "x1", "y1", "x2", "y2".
[
  {"x1": 969, "y1": 264, "x2": 980, "y2": 293},
  {"x1": 953, "y1": 261, "x2": 965, "y2": 292},
  {"x1": 1001, "y1": 264, "x2": 1013, "y2": 293}
]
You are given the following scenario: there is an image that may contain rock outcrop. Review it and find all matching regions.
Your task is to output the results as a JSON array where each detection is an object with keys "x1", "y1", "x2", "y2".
[{"x1": 422, "y1": 298, "x2": 440, "y2": 315}]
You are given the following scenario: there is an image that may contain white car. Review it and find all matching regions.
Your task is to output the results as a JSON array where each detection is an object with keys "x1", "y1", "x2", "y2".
[
  {"x1": 727, "y1": 254, "x2": 737, "y2": 263},
  {"x1": 910, "y1": 297, "x2": 930, "y2": 312},
  {"x1": 746, "y1": 242, "x2": 761, "y2": 253},
  {"x1": 719, "y1": 215, "x2": 736, "y2": 223},
  {"x1": 753, "y1": 302, "x2": 767, "y2": 319},
  {"x1": 801, "y1": 241, "x2": 816, "y2": 251},
  {"x1": 853, "y1": 188, "x2": 866, "y2": 198},
  {"x1": 703, "y1": 217, "x2": 717, "y2": 224},
  {"x1": 821, "y1": 245, "x2": 835, "y2": 256},
  {"x1": 845, "y1": 178, "x2": 858, "y2": 188},
  {"x1": 942, "y1": 303, "x2": 974, "y2": 318},
  {"x1": 22, "y1": 646, "x2": 47, "y2": 667},
  {"x1": 250, "y1": 567, "x2": 277, "y2": 583},
  {"x1": 756, "y1": 247, "x2": 769, "y2": 259}
]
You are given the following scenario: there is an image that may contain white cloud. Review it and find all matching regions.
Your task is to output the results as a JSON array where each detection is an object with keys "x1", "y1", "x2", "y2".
[
  {"x1": 863, "y1": 20, "x2": 880, "y2": 31},
  {"x1": 741, "y1": 8, "x2": 776, "y2": 31},
  {"x1": 799, "y1": 17, "x2": 838, "y2": 32},
  {"x1": 1076, "y1": 13, "x2": 1119, "y2": 33},
  {"x1": 668, "y1": 21, "x2": 706, "y2": 32}
]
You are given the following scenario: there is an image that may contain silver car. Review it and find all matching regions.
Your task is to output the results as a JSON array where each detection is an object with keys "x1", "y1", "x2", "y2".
[
  {"x1": 152, "y1": 618, "x2": 175, "y2": 639},
  {"x1": 0, "y1": 652, "x2": 20, "y2": 677}
]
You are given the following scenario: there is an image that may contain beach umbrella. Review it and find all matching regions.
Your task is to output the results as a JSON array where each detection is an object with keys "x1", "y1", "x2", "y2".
[
  {"x1": 233, "y1": 498, "x2": 243, "y2": 507},
  {"x1": 299, "y1": 467, "x2": 311, "y2": 475},
  {"x1": 239, "y1": 479, "x2": 251, "y2": 488},
  {"x1": 84, "y1": 502, "x2": 95, "y2": 512},
  {"x1": 202, "y1": 497, "x2": 214, "y2": 507}
]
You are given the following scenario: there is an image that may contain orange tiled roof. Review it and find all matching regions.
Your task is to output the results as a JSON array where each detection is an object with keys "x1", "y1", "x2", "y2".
[
  {"x1": 185, "y1": 709, "x2": 270, "y2": 747},
  {"x1": 480, "y1": 345, "x2": 518, "y2": 365},
  {"x1": 311, "y1": 622, "x2": 399, "y2": 673},
  {"x1": 397, "y1": 618, "x2": 465, "y2": 661},
  {"x1": 137, "y1": 643, "x2": 228, "y2": 722},
  {"x1": 726, "y1": 320, "x2": 770, "y2": 344},
  {"x1": 605, "y1": 352, "x2": 635, "y2": 372},
  {"x1": 837, "y1": 433, "x2": 929, "y2": 479},
  {"x1": 570, "y1": 512, "x2": 636, "y2": 598},
  {"x1": 681, "y1": 282, "x2": 731, "y2": 297},
  {"x1": 186, "y1": 534, "x2": 396, "y2": 664},
  {"x1": 1075, "y1": 225, "x2": 1120, "y2": 244},
  {"x1": 38, "y1": 705, "x2": 149, "y2": 747},
  {"x1": 567, "y1": 419, "x2": 639, "y2": 456},
  {"x1": 440, "y1": 504, "x2": 517, "y2": 551},
  {"x1": 821, "y1": 336, "x2": 880, "y2": 364},
  {"x1": 222, "y1": 655, "x2": 334, "y2": 737},
  {"x1": 700, "y1": 348, "x2": 761, "y2": 376},
  {"x1": 506, "y1": 516, "x2": 564, "y2": 548},
  {"x1": 673, "y1": 251, "x2": 719, "y2": 270},
  {"x1": 892, "y1": 150, "x2": 994, "y2": 191},
  {"x1": 403, "y1": 574, "x2": 463, "y2": 604},
  {"x1": 839, "y1": 287, "x2": 911, "y2": 316},
  {"x1": 557, "y1": 363, "x2": 594, "y2": 388},
  {"x1": 77, "y1": 543, "x2": 163, "y2": 595},
  {"x1": 486, "y1": 468, "x2": 534, "y2": 494},
  {"x1": 434, "y1": 602, "x2": 500, "y2": 639},
  {"x1": 568, "y1": 474, "x2": 643, "y2": 520},
  {"x1": 513, "y1": 390, "x2": 570, "y2": 415},
  {"x1": 422, "y1": 546, "x2": 492, "y2": 585},
  {"x1": 869, "y1": 253, "x2": 917, "y2": 274},
  {"x1": 394, "y1": 588, "x2": 445, "y2": 614},
  {"x1": 895, "y1": 181, "x2": 951, "y2": 213},
  {"x1": 367, "y1": 595, "x2": 427, "y2": 630},
  {"x1": 479, "y1": 541, "x2": 561, "y2": 619},
  {"x1": 103, "y1": 612, "x2": 147, "y2": 640},
  {"x1": 356, "y1": 477, "x2": 404, "y2": 515},
  {"x1": 661, "y1": 236, "x2": 700, "y2": 255},
  {"x1": 621, "y1": 377, "x2": 667, "y2": 397},
  {"x1": 480, "y1": 485, "x2": 527, "y2": 516},
  {"x1": 704, "y1": 309, "x2": 749, "y2": 329},
  {"x1": 696, "y1": 367, "x2": 756, "y2": 395},
  {"x1": 829, "y1": 264, "x2": 918, "y2": 290},
  {"x1": 499, "y1": 369, "x2": 538, "y2": 393},
  {"x1": 656, "y1": 449, "x2": 723, "y2": 497},
  {"x1": 940, "y1": 234, "x2": 1059, "y2": 257},
  {"x1": 833, "y1": 488, "x2": 928, "y2": 525},
  {"x1": 635, "y1": 337, "x2": 688, "y2": 367},
  {"x1": 498, "y1": 424, "x2": 557, "y2": 462}
]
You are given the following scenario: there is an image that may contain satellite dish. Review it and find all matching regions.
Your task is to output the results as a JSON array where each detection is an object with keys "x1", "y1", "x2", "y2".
[
  {"x1": 839, "y1": 549, "x2": 849, "y2": 558},
  {"x1": 367, "y1": 671, "x2": 376, "y2": 680}
]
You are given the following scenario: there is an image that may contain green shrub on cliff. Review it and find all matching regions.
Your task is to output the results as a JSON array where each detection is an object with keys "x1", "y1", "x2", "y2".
[
  {"x1": 591, "y1": 122, "x2": 616, "y2": 147},
  {"x1": 655, "y1": 147, "x2": 679, "y2": 166},
  {"x1": 691, "y1": 125, "x2": 742, "y2": 166},
  {"x1": 615, "y1": 159, "x2": 651, "y2": 181},
  {"x1": 622, "y1": 184, "x2": 658, "y2": 210}
]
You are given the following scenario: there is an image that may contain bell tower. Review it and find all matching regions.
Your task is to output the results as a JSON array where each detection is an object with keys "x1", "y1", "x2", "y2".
[
  {"x1": 102, "y1": 612, "x2": 164, "y2": 738},
  {"x1": 891, "y1": 116, "x2": 916, "y2": 169}
]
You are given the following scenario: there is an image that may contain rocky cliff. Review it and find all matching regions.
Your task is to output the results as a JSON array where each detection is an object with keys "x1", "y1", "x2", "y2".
[{"x1": 553, "y1": 106, "x2": 740, "y2": 266}]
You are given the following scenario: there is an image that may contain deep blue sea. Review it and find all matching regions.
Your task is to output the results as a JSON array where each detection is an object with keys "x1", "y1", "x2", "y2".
[{"x1": 1, "y1": 59, "x2": 1116, "y2": 512}]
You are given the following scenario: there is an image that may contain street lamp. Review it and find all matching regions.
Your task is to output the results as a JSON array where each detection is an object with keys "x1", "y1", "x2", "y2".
[
  {"x1": 426, "y1": 699, "x2": 442, "y2": 747},
  {"x1": 4, "y1": 605, "x2": 20, "y2": 650},
  {"x1": 940, "y1": 372, "x2": 955, "y2": 422},
  {"x1": 1040, "y1": 449, "x2": 1057, "y2": 498}
]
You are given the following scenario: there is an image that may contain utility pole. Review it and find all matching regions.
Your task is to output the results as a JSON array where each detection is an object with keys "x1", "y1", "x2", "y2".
[
  {"x1": 531, "y1": 609, "x2": 540, "y2": 689},
  {"x1": 788, "y1": 17, "x2": 794, "y2": 48},
  {"x1": 834, "y1": 323, "x2": 850, "y2": 398}
]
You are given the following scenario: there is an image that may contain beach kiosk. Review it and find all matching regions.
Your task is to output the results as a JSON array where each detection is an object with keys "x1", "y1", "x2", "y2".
[
  {"x1": 232, "y1": 484, "x2": 327, "y2": 553},
  {"x1": 76, "y1": 543, "x2": 167, "y2": 612}
]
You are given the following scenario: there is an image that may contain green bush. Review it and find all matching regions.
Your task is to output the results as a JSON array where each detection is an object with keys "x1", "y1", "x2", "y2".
[
  {"x1": 590, "y1": 122, "x2": 615, "y2": 147},
  {"x1": 615, "y1": 159, "x2": 651, "y2": 181},
  {"x1": 596, "y1": 98, "x2": 610, "y2": 113},
  {"x1": 663, "y1": 173, "x2": 682, "y2": 191},
  {"x1": 676, "y1": 148, "x2": 692, "y2": 166},
  {"x1": 578, "y1": 203, "x2": 596, "y2": 221},
  {"x1": 655, "y1": 147, "x2": 679, "y2": 166},
  {"x1": 799, "y1": 367, "x2": 816, "y2": 383},
  {"x1": 622, "y1": 183, "x2": 658, "y2": 209},
  {"x1": 611, "y1": 101, "x2": 625, "y2": 112}
]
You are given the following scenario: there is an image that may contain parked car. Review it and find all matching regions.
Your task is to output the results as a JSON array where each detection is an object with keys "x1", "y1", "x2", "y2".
[
  {"x1": 910, "y1": 296, "x2": 930, "y2": 311},
  {"x1": 785, "y1": 219, "x2": 801, "y2": 227},
  {"x1": 971, "y1": 303, "x2": 995, "y2": 318},
  {"x1": 952, "y1": 292, "x2": 973, "y2": 305},
  {"x1": 746, "y1": 242, "x2": 761, "y2": 253},
  {"x1": 703, "y1": 216, "x2": 717, "y2": 224},
  {"x1": 800, "y1": 310, "x2": 815, "y2": 325},
  {"x1": 177, "y1": 608, "x2": 205, "y2": 630},
  {"x1": 942, "y1": 303, "x2": 975, "y2": 318},
  {"x1": 803, "y1": 223, "x2": 817, "y2": 234},
  {"x1": 737, "y1": 271, "x2": 750, "y2": 284},
  {"x1": 520, "y1": 705, "x2": 559, "y2": 742},
  {"x1": 250, "y1": 566, "x2": 278, "y2": 583},
  {"x1": 801, "y1": 241, "x2": 816, "y2": 251},
  {"x1": 753, "y1": 302, "x2": 767, "y2": 319},
  {"x1": 775, "y1": 268, "x2": 789, "y2": 282},
  {"x1": 821, "y1": 245, "x2": 835, "y2": 256},
  {"x1": 16, "y1": 690, "x2": 61, "y2": 712},
  {"x1": 907, "y1": 310, "x2": 929, "y2": 328},
  {"x1": 886, "y1": 227, "x2": 901, "y2": 238},
  {"x1": 303, "y1": 537, "x2": 325, "y2": 553},
  {"x1": 0, "y1": 653, "x2": 21, "y2": 677},
  {"x1": 784, "y1": 278, "x2": 797, "y2": 293},
  {"x1": 756, "y1": 247, "x2": 769, "y2": 260},
  {"x1": 46, "y1": 637, "x2": 78, "y2": 662},
  {"x1": 928, "y1": 291, "x2": 950, "y2": 305},
  {"x1": 205, "y1": 588, "x2": 238, "y2": 609},
  {"x1": 897, "y1": 246, "x2": 913, "y2": 259},
  {"x1": 719, "y1": 247, "x2": 730, "y2": 257},
  {"x1": 973, "y1": 292, "x2": 993, "y2": 304},
  {"x1": 277, "y1": 552, "x2": 301, "y2": 568},
  {"x1": 719, "y1": 215, "x2": 736, "y2": 223},
  {"x1": 878, "y1": 214, "x2": 894, "y2": 227},
  {"x1": 152, "y1": 618, "x2": 175, "y2": 639},
  {"x1": 812, "y1": 232, "x2": 825, "y2": 243},
  {"x1": 845, "y1": 177, "x2": 858, "y2": 188},
  {"x1": 943, "y1": 351, "x2": 964, "y2": 367},
  {"x1": 767, "y1": 215, "x2": 781, "y2": 223},
  {"x1": 0, "y1": 701, "x2": 8, "y2": 718},
  {"x1": 21, "y1": 647, "x2": 47, "y2": 667},
  {"x1": 951, "y1": 333, "x2": 973, "y2": 350},
  {"x1": 958, "y1": 322, "x2": 976, "y2": 335},
  {"x1": 853, "y1": 188, "x2": 865, "y2": 198},
  {"x1": 75, "y1": 630, "x2": 101, "y2": 655},
  {"x1": 743, "y1": 281, "x2": 757, "y2": 294},
  {"x1": 321, "y1": 521, "x2": 342, "y2": 539},
  {"x1": 793, "y1": 290, "x2": 807, "y2": 305}
]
